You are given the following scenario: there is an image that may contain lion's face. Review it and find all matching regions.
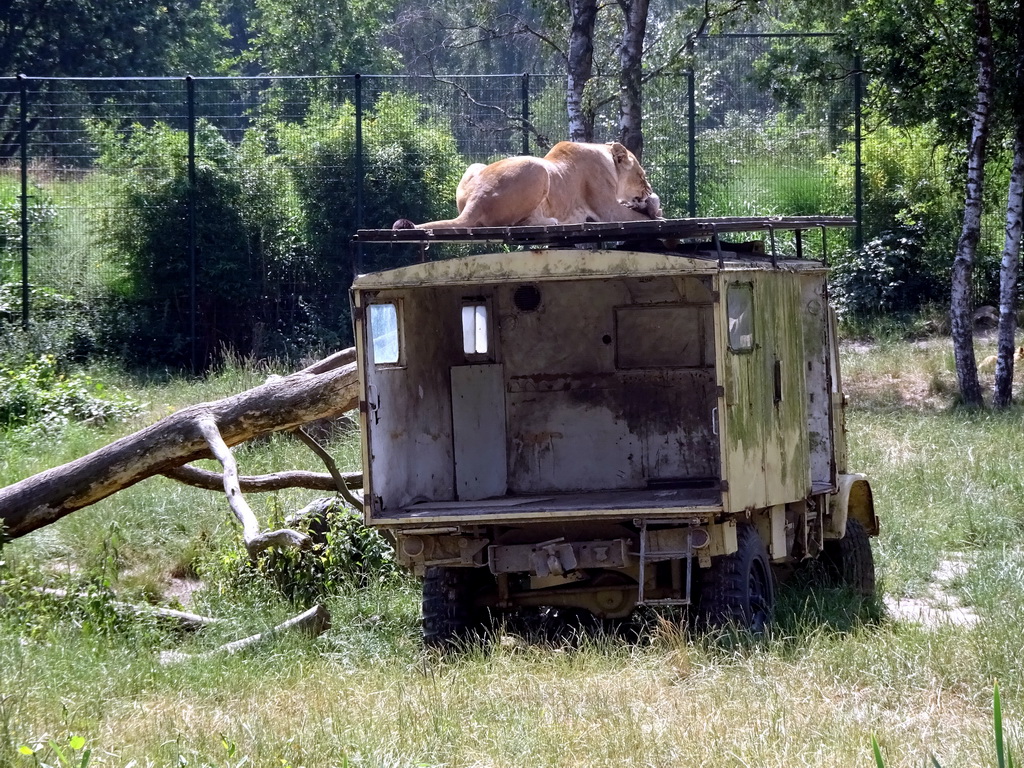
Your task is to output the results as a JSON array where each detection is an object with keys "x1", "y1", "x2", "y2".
[{"x1": 609, "y1": 143, "x2": 662, "y2": 218}]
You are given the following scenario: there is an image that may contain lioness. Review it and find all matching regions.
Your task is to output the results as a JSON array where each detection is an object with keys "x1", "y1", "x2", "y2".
[
  {"x1": 396, "y1": 141, "x2": 662, "y2": 229},
  {"x1": 979, "y1": 345, "x2": 1024, "y2": 371}
]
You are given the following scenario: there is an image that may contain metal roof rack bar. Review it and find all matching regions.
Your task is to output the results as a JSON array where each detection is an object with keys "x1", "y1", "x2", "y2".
[{"x1": 355, "y1": 216, "x2": 855, "y2": 250}]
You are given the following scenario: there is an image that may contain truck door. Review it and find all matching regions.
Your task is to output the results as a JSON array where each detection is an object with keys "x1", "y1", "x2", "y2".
[
  {"x1": 718, "y1": 272, "x2": 809, "y2": 513},
  {"x1": 450, "y1": 299, "x2": 508, "y2": 501}
]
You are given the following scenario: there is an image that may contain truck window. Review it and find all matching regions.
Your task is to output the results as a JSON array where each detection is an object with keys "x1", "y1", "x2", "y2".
[
  {"x1": 727, "y1": 283, "x2": 754, "y2": 352},
  {"x1": 369, "y1": 302, "x2": 401, "y2": 365},
  {"x1": 461, "y1": 302, "x2": 490, "y2": 356}
]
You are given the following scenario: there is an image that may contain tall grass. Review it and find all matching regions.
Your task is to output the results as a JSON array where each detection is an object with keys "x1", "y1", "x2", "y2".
[{"x1": 2, "y1": 342, "x2": 1023, "y2": 767}]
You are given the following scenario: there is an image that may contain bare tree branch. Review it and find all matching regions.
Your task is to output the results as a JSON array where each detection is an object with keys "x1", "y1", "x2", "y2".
[
  {"x1": 0, "y1": 585, "x2": 220, "y2": 631},
  {"x1": 0, "y1": 353, "x2": 359, "y2": 541},
  {"x1": 162, "y1": 465, "x2": 360, "y2": 493},
  {"x1": 196, "y1": 415, "x2": 311, "y2": 557},
  {"x1": 294, "y1": 427, "x2": 364, "y2": 509},
  {"x1": 427, "y1": 68, "x2": 553, "y2": 151}
]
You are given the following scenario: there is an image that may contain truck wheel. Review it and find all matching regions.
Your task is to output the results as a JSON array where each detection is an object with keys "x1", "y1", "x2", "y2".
[
  {"x1": 421, "y1": 566, "x2": 494, "y2": 647},
  {"x1": 821, "y1": 518, "x2": 876, "y2": 597},
  {"x1": 697, "y1": 523, "x2": 774, "y2": 633}
]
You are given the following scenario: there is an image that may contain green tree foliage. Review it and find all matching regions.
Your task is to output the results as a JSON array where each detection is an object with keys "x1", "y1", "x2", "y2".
[
  {"x1": 276, "y1": 92, "x2": 462, "y2": 276},
  {"x1": 0, "y1": 0, "x2": 226, "y2": 77},
  {"x1": 90, "y1": 118, "x2": 312, "y2": 364},
  {"x1": 847, "y1": 0, "x2": 1024, "y2": 143},
  {"x1": 238, "y1": 0, "x2": 400, "y2": 75},
  {"x1": 89, "y1": 92, "x2": 460, "y2": 365},
  {"x1": 0, "y1": 0, "x2": 228, "y2": 158}
]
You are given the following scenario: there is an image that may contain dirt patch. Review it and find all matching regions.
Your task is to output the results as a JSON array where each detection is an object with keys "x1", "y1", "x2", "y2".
[
  {"x1": 884, "y1": 557, "x2": 980, "y2": 629},
  {"x1": 163, "y1": 576, "x2": 202, "y2": 607},
  {"x1": 844, "y1": 371, "x2": 953, "y2": 411}
]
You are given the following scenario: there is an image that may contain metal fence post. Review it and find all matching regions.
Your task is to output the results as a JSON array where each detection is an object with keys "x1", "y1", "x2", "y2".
[
  {"x1": 687, "y1": 70, "x2": 697, "y2": 217},
  {"x1": 521, "y1": 73, "x2": 530, "y2": 155},
  {"x1": 354, "y1": 73, "x2": 364, "y2": 274},
  {"x1": 18, "y1": 74, "x2": 29, "y2": 329},
  {"x1": 186, "y1": 75, "x2": 198, "y2": 371},
  {"x1": 854, "y1": 52, "x2": 864, "y2": 250}
]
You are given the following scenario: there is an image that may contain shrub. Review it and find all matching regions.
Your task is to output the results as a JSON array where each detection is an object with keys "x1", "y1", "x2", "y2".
[
  {"x1": 204, "y1": 498, "x2": 399, "y2": 605},
  {"x1": 0, "y1": 284, "x2": 101, "y2": 364},
  {"x1": 90, "y1": 119, "x2": 288, "y2": 366},
  {"x1": 88, "y1": 92, "x2": 462, "y2": 366},
  {"x1": 277, "y1": 92, "x2": 462, "y2": 276},
  {"x1": 823, "y1": 119, "x2": 962, "y2": 312},
  {"x1": 0, "y1": 354, "x2": 140, "y2": 432},
  {"x1": 829, "y1": 222, "x2": 941, "y2": 318},
  {"x1": 0, "y1": 182, "x2": 57, "y2": 284}
]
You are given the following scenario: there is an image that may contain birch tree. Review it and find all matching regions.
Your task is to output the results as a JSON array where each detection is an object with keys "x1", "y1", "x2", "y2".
[
  {"x1": 617, "y1": 0, "x2": 651, "y2": 158},
  {"x1": 950, "y1": 0, "x2": 994, "y2": 408},
  {"x1": 567, "y1": 0, "x2": 598, "y2": 142},
  {"x1": 994, "y1": 137, "x2": 1023, "y2": 407},
  {"x1": 993, "y1": 0, "x2": 1024, "y2": 408}
]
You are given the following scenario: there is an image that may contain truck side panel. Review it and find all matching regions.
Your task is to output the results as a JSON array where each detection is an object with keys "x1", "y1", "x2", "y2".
[{"x1": 719, "y1": 271, "x2": 810, "y2": 512}]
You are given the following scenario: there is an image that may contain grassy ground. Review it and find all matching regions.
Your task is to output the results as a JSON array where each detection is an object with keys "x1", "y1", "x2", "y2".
[{"x1": 2, "y1": 339, "x2": 1023, "y2": 767}]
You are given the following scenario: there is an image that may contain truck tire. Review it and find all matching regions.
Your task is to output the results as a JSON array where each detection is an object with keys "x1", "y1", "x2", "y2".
[
  {"x1": 421, "y1": 566, "x2": 493, "y2": 647},
  {"x1": 821, "y1": 518, "x2": 876, "y2": 597},
  {"x1": 697, "y1": 523, "x2": 774, "y2": 633}
]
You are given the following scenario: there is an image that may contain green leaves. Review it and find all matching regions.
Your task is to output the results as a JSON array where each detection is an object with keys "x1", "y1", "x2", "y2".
[
  {"x1": 15, "y1": 734, "x2": 91, "y2": 768},
  {"x1": 0, "y1": 354, "x2": 141, "y2": 433}
]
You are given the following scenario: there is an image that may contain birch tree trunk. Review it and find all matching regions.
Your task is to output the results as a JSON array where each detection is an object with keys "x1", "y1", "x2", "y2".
[
  {"x1": 567, "y1": 0, "x2": 597, "y2": 143},
  {"x1": 951, "y1": 0, "x2": 994, "y2": 408},
  {"x1": 617, "y1": 0, "x2": 650, "y2": 160},
  {"x1": 994, "y1": 0, "x2": 1024, "y2": 408}
]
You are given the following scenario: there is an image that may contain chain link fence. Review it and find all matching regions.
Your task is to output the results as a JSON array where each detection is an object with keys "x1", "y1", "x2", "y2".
[{"x1": 0, "y1": 35, "x2": 861, "y2": 367}]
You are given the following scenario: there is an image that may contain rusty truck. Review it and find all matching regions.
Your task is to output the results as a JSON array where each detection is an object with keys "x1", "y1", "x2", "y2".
[{"x1": 351, "y1": 216, "x2": 878, "y2": 644}]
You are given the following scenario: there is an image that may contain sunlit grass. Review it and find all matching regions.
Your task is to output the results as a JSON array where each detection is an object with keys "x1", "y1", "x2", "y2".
[{"x1": 2, "y1": 342, "x2": 1023, "y2": 767}]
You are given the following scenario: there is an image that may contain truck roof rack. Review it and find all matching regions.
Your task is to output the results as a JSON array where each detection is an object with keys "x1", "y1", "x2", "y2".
[{"x1": 354, "y1": 215, "x2": 856, "y2": 249}]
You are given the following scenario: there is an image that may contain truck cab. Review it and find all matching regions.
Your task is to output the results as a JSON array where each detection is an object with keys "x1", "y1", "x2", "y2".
[{"x1": 352, "y1": 217, "x2": 878, "y2": 644}]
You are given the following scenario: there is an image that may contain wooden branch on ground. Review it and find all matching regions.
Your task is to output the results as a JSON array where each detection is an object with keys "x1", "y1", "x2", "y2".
[
  {"x1": 162, "y1": 465, "x2": 362, "y2": 493},
  {"x1": 0, "y1": 585, "x2": 220, "y2": 631},
  {"x1": 197, "y1": 415, "x2": 310, "y2": 557},
  {"x1": 159, "y1": 604, "x2": 331, "y2": 664},
  {"x1": 0, "y1": 349, "x2": 359, "y2": 542}
]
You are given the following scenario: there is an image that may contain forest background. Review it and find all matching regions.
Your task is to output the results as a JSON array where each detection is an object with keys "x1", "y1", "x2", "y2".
[{"x1": 2, "y1": 0, "x2": 1019, "y2": 393}]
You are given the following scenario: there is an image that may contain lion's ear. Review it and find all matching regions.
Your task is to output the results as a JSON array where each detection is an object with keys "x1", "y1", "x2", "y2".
[{"x1": 609, "y1": 142, "x2": 629, "y2": 165}]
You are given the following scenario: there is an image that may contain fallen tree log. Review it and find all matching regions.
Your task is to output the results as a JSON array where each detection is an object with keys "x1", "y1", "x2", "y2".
[
  {"x1": 0, "y1": 585, "x2": 221, "y2": 631},
  {"x1": 0, "y1": 349, "x2": 359, "y2": 542},
  {"x1": 159, "y1": 604, "x2": 331, "y2": 664}
]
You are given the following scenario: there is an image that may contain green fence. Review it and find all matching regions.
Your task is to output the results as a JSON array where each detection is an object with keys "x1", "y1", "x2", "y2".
[{"x1": 0, "y1": 34, "x2": 860, "y2": 367}]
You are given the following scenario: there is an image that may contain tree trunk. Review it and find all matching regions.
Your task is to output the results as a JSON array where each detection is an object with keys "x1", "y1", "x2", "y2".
[
  {"x1": 567, "y1": 0, "x2": 597, "y2": 143},
  {"x1": 994, "y1": 0, "x2": 1024, "y2": 408},
  {"x1": 617, "y1": 0, "x2": 650, "y2": 160},
  {"x1": 951, "y1": 0, "x2": 994, "y2": 408},
  {"x1": 0, "y1": 353, "x2": 358, "y2": 541}
]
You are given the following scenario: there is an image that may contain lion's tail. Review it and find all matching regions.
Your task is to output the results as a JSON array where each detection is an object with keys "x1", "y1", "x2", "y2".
[{"x1": 414, "y1": 216, "x2": 472, "y2": 229}]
